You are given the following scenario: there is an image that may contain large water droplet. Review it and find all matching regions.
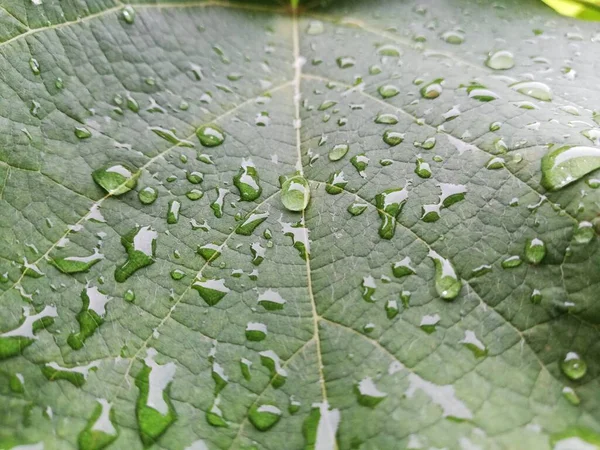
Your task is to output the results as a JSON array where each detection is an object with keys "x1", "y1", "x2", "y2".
[
  {"x1": 196, "y1": 124, "x2": 224, "y2": 147},
  {"x1": 375, "y1": 187, "x2": 408, "y2": 239},
  {"x1": 561, "y1": 352, "x2": 587, "y2": 380},
  {"x1": 92, "y1": 163, "x2": 139, "y2": 196},
  {"x1": 420, "y1": 79, "x2": 443, "y2": 99},
  {"x1": 281, "y1": 174, "x2": 310, "y2": 212},
  {"x1": 51, "y1": 249, "x2": 104, "y2": 274},
  {"x1": 485, "y1": 50, "x2": 515, "y2": 70},
  {"x1": 510, "y1": 81, "x2": 552, "y2": 101},
  {"x1": 525, "y1": 238, "x2": 546, "y2": 264},
  {"x1": 67, "y1": 286, "x2": 111, "y2": 350},
  {"x1": 428, "y1": 250, "x2": 462, "y2": 300},
  {"x1": 234, "y1": 160, "x2": 262, "y2": 201},
  {"x1": 114, "y1": 226, "x2": 157, "y2": 282},
  {"x1": 541, "y1": 145, "x2": 600, "y2": 191},
  {"x1": 249, "y1": 404, "x2": 281, "y2": 431},
  {"x1": 329, "y1": 144, "x2": 349, "y2": 161},
  {"x1": 355, "y1": 377, "x2": 387, "y2": 407},
  {"x1": 138, "y1": 187, "x2": 158, "y2": 205},
  {"x1": 192, "y1": 278, "x2": 230, "y2": 306}
]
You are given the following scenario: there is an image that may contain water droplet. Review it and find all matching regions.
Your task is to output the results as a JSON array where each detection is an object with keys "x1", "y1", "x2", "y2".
[
  {"x1": 525, "y1": 238, "x2": 546, "y2": 264},
  {"x1": 257, "y1": 289, "x2": 286, "y2": 310},
  {"x1": 138, "y1": 187, "x2": 158, "y2": 205},
  {"x1": 167, "y1": 200, "x2": 181, "y2": 224},
  {"x1": 246, "y1": 322, "x2": 267, "y2": 341},
  {"x1": 361, "y1": 275, "x2": 376, "y2": 303},
  {"x1": 420, "y1": 79, "x2": 443, "y2": 99},
  {"x1": 420, "y1": 313, "x2": 440, "y2": 333},
  {"x1": 329, "y1": 144, "x2": 349, "y2": 161},
  {"x1": 336, "y1": 56, "x2": 356, "y2": 69},
  {"x1": 489, "y1": 121, "x2": 502, "y2": 132},
  {"x1": 562, "y1": 387, "x2": 580, "y2": 406},
  {"x1": 318, "y1": 100, "x2": 337, "y2": 111},
  {"x1": 210, "y1": 188, "x2": 229, "y2": 218},
  {"x1": 0, "y1": 306, "x2": 57, "y2": 360},
  {"x1": 236, "y1": 211, "x2": 269, "y2": 236},
  {"x1": 375, "y1": 113, "x2": 398, "y2": 125},
  {"x1": 530, "y1": 289, "x2": 542, "y2": 304},
  {"x1": 170, "y1": 269, "x2": 185, "y2": 281},
  {"x1": 467, "y1": 84, "x2": 500, "y2": 102},
  {"x1": 92, "y1": 163, "x2": 139, "y2": 196},
  {"x1": 74, "y1": 126, "x2": 92, "y2": 139},
  {"x1": 29, "y1": 57, "x2": 40, "y2": 75},
  {"x1": 392, "y1": 257, "x2": 416, "y2": 278},
  {"x1": 375, "y1": 187, "x2": 408, "y2": 239},
  {"x1": 561, "y1": 352, "x2": 587, "y2": 380},
  {"x1": 383, "y1": 130, "x2": 404, "y2": 146},
  {"x1": 441, "y1": 30, "x2": 464, "y2": 44},
  {"x1": 378, "y1": 84, "x2": 400, "y2": 99},
  {"x1": 121, "y1": 5, "x2": 135, "y2": 24},
  {"x1": 136, "y1": 349, "x2": 176, "y2": 446},
  {"x1": 347, "y1": 201, "x2": 368, "y2": 216},
  {"x1": 197, "y1": 243, "x2": 222, "y2": 261},
  {"x1": 78, "y1": 399, "x2": 118, "y2": 450},
  {"x1": 280, "y1": 174, "x2": 310, "y2": 212},
  {"x1": 486, "y1": 156, "x2": 505, "y2": 170},
  {"x1": 114, "y1": 226, "x2": 157, "y2": 282},
  {"x1": 541, "y1": 145, "x2": 600, "y2": 191},
  {"x1": 186, "y1": 171, "x2": 203, "y2": 184},
  {"x1": 234, "y1": 160, "x2": 262, "y2": 201},
  {"x1": 42, "y1": 360, "x2": 99, "y2": 386},
  {"x1": 415, "y1": 157, "x2": 432, "y2": 178},
  {"x1": 186, "y1": 189, "x2": 204, "y2": 201},
  {"x1": 573, "y1": 221, "x2": 594, "y2": 244},
  {"x1": 192, "y1": 278, "x2": 229, "y2": 306},
  {"x1": 415, "y1": 136, "x2": 436, "y2": 150},
  {"x1": 350, "y1": 154, "x2": 369, "y2": 178},
  {"x1": 249, "y1": 404, "x2": 281, "y2": 431},
  {"x1": 51, "y1": 248, "x2": 104, "y2": 274},
  {"x1": 501, "y1": 255, "x2": 522, "y2": 269},
  {"x1": 196, "y1": 124, "x2": 225, "y2": 147},
  {"x1": 325, "y1": 171, "x2": 347, "y2": 195},
  {"x1": 150, "y1": 127, "x2": 194, "y2": 148},
  {"x1": 485, "y1": 50, "x2": 515, "y2": 70},
  {"x1": 126, "y1": 94, "x2": 139, "y2": 112},
  {"x1": 471, "y1": 264, "x2": 492, "y2": 278},
  {"x1": 510, "y1": 81, "x2": 552, "y2": 101},
  {"x1": 428, "y1": 250, "x2": 462, "y2": 300},
  {"x1": 124, "y1": 289, "x2": 135, "y2": 302},
  {"x1": 67, "y1": 285, "x2": 111, "y2": 350},
  {"x1": 459, "y1": 330, "x2": 487, "y2": 358},
  {"x1": 355, "y1": 377, "x2": 387, "y2": 407},
  {"x1": 259, "y1": 350, "x2": 287, "y2": 388},
  {"x1": 376, "y1": 44, "x2": 401, "y2": 56}
]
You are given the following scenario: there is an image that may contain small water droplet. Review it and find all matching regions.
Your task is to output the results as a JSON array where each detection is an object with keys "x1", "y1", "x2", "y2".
[
  {"x1": 415, "y1": 157, "x2": 432, "y2": 178},
  {"x1": 121, "y1": 5, "x2": 135, "y2": 24},
  {"x1": 524, "y1": 238, "x2": 546, "y2": 264},
  {"x1": 561, "y1": 352, "x2": 587, "y2": 380},
  {"x1": 355, "y1": 377, "x2": 387, "y2": 407},
  {"x1": 375, "y1": 113, "x2": 398, "y2": 125},
  {"x1": 336, "y1": 56, "x2": 356, "y2": 69},
  {"x1": 501, "y1": 255, "x2": 522, "y2": 269}
]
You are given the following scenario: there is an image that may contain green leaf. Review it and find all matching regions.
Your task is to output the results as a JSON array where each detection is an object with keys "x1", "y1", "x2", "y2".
[{"x1": 0, "y1": 0, "x2": 599, "y2": 449}]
